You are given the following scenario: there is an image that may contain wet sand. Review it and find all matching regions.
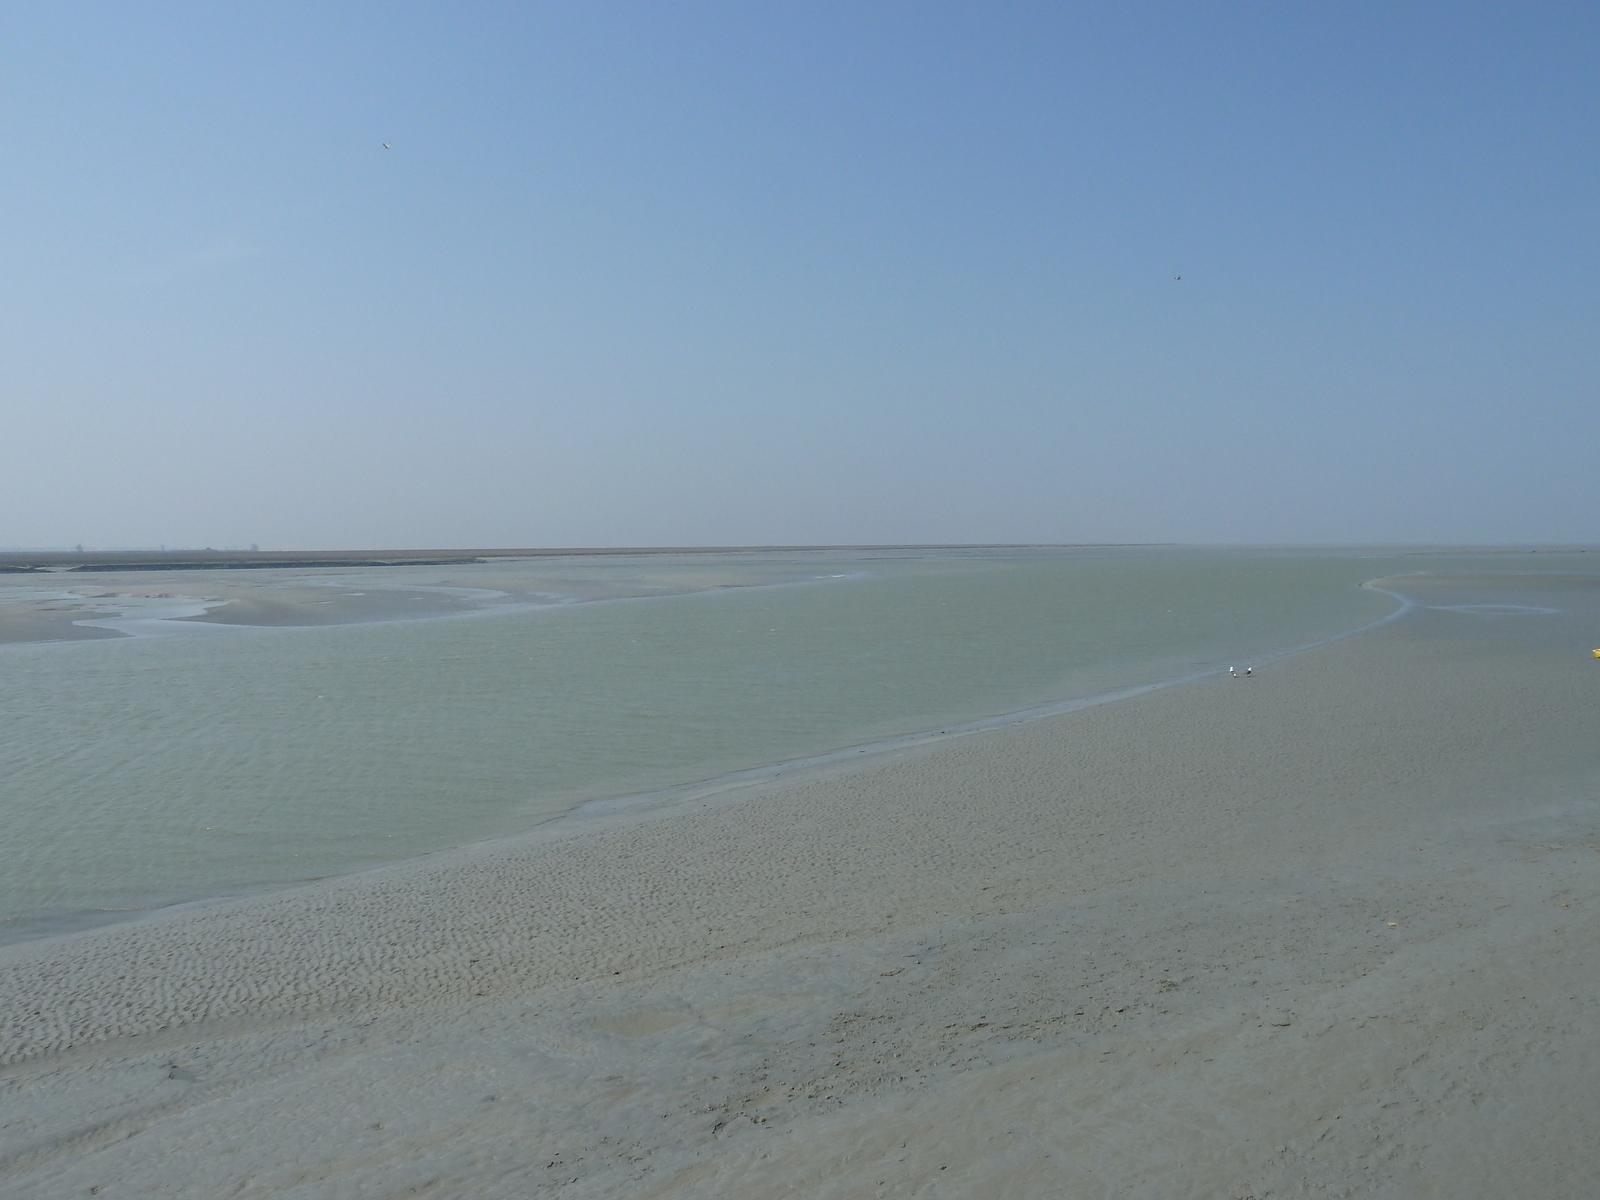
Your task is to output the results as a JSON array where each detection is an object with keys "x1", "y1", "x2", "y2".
[
  {"x1": 2, "y1": 572, "x2": 1598, "y2": 1197},
  {"x1": 0, "y1": 544, "x2": 1043, "y2": 645},
  {"x1": 0, "y1": 557, "x2": 858, "y2": 644},
  {"x1": 0, "y1": 580, "x2": 490, "y2": 643}
]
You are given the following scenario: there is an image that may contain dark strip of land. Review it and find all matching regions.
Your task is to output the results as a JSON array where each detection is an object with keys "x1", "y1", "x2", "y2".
[{"x1": 0, "y1": 545, "x2": 1098, "y2": 573}]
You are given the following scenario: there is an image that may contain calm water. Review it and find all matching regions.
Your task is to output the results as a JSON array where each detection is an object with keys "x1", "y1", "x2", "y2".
[{"x1": 1, "y1": 546, "x2": 1579, "y2": 940}]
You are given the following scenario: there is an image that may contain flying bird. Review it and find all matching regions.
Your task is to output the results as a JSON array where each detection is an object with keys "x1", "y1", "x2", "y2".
[{"x1": 382, "y1": 142, "x2": 391, "y2": 149}]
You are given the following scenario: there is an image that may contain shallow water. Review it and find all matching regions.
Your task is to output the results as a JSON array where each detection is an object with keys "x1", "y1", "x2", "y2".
[{"x1": 1, "y1": 545, "x2": 1592, "y2": 939}]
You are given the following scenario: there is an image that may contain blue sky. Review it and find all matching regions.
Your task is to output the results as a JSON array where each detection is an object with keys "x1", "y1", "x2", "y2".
[{"x1": 3, "y1": 2, "x2": 1596, "y2": 548}]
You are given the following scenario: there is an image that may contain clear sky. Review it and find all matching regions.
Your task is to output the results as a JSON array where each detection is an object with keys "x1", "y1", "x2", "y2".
[{"x1": 3, "y1": 2, "x2": 1596, "y2": 549}]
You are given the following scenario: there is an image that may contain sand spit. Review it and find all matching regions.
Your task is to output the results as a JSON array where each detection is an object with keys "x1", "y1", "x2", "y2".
[
  {"x1": 0, "y1": 545, "x2": 1066, "y2": 575},
  {"x1": 0, "y1": 556, "x2": 865, "y2": 644},
  {"x1": 0, "y1": 543, "x2": 1153, "y2": 645},
  {"x1": 2, "y1": 574, "x2": 1599, "y2": 1197},
  {"x1": 0, "y1": 578, "x2": 494, "y2": 644}
]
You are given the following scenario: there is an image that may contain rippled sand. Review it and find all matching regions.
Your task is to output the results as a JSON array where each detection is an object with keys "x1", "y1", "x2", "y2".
[{"x1": 2, "y1": 572, "x2": 1599, "y2": 1198}]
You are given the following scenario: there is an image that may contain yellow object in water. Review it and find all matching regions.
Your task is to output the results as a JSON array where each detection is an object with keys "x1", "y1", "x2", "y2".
[{"x1": 1594, "y1": 649, "x2": 1600, "y2": 658}]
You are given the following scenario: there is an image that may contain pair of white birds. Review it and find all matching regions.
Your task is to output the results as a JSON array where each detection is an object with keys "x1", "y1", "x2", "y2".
[{"x1": 1228, "y1": 666, "x2": 1252, "y2": 676}]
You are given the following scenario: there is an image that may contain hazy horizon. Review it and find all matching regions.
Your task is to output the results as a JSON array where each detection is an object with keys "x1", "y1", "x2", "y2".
[
  {"x1": 4, "y1": 3, "x2": 1596, "y2": 550},
  {"x1": 6, "y1": 541, "x2": 1598, "y2": 559}
]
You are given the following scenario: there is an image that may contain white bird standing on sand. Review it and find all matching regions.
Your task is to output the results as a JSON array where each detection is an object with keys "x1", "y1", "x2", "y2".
[{"x1": 1229, "y1": 666, "x2": 1237, "y2": 676}]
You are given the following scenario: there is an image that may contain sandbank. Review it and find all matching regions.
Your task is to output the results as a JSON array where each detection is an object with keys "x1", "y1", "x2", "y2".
[
  {"x1": 2, "y1": 572, "x2": 1599, "y2": 1197},
  {"x1": 0, "y1": 555, "x2": 858, "y2": 645}
]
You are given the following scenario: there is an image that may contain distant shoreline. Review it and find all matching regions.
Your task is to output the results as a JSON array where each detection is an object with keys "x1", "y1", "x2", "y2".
[{"x1": 0, "y1": 544, "x2": 1142, "y2": 573}]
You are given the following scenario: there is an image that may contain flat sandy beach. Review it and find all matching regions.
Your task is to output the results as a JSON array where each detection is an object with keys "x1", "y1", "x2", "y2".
[{"x1": 3, "y1": 571, "x2": 1598, "y2": 1197}]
